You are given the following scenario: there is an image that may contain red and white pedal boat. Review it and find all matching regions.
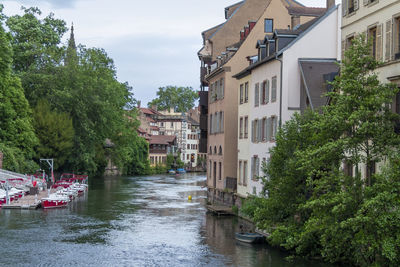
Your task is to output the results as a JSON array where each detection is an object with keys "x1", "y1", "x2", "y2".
[{"x1": 41, "y1": 193, "x2": 70, "y2": 209}]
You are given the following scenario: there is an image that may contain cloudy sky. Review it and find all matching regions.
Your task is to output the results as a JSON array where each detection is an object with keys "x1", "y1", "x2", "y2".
[{"x1": 2, "y1": 0, "x2": 336, "y2": 105}]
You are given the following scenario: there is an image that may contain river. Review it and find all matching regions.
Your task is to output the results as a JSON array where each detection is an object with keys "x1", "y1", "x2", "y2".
[{"x1": 0, "y1": 173, "x2": 332, "y2": 266}]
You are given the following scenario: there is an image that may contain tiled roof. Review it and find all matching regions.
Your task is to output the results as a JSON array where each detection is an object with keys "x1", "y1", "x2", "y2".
[
  {"x1": 149, "y1": 135, "x2": 176, "y2": 145},
  {"x1": 287, "y1": 6, "x2": 326, "y2": 16},
  {"x1": 140, "y1": 108, "x2": 161, "y2": 115}
]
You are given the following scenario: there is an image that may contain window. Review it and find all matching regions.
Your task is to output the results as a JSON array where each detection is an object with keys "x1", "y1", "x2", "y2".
[
  {"x1": 219, "y1": 162, "x2": 222, "y2": 180},
  {"x1": 243, "y1": 161, "x2": 248, "y2": 186},
  {"x1": 171, "y1": 122, "x2": 174, "y2": 127},
  {"x1": 221, "y1": 78, "x2": 225, "y2": 99},
  {"x1": 187, "y1": 144, "x2": 190, "y2": 149},
  {"x1": 254, "y1": 83, "x2": 259, "y2": 107},
  {"x1": 209, "y1": 146, "x2": 212, "y2": 154},
  {"x1": 213, "y1": 161, "x2": 217, "y2": 180},
  {"x1": 240, "y1": 84, "x2": 244, "y2": 104},
  {"x1": 343, "y1": 161, "x2": 353, "y2": 177},
  {"x1": 187, "y1": 154, "x2": 189, "y2": 160},
  {"x1": 271, "y1": 116, "x2": 278, "y2": 141},
  {"x1": 219, "y1": 146, "x2": 222, "y2": 155},
  {"x1": 239, "y1": 117, "x2": 243, "y2": 139},
  {"x1": 239, "y1": 161, "x2": 243, "y2": 185},
  {"x1": 244, "y1": 116, "x2": 248, "y2": 138},
  {"x1": 209, "y1": 160, "x2": 212, "y2": 179},
  {"x1": 394, "y1": 17, "x2": 400, "y2": 59},
  {"x1": 252, "y1": 119, "x2": 258, "y2": 143},
  {"x1": 346, "y1": 35, "x2": 355, "y2": 50},
  {"x1": 366, "y1": 160, "x2": 376, "y2": 182},
  {"x1": 265, "y1": 19, "x2": 273, "y2": 33},
  {"x1": 369, "y1": 26, "x2": 377, "y2": 59},
  {"x1": 160, "y1": 122, "x2": 164, "y2": 127},
  {"x1": 251, "y1": 156, "x2": 259, "y2": 180},
  {"x1": 244, "y1": 82, "x2": 249, "y2": 103},
  {"x1": 348, "y1": 0, "x2": 355, "y2": 14},
  {"x1": 209, "y1": 114, "x2": 213, "y2": 134},
  {"x1": 271, "y1": 76, "x2": 277, "y2": 102}
]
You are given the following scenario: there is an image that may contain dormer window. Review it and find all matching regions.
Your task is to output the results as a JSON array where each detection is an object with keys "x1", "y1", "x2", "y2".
[{"x1": 265, "y1": 19, "x2": 273, "y2": 33}]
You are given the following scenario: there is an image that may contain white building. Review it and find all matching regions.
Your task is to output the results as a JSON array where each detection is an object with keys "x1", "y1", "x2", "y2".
[{"x1": 234, "y1": 3, "x2": 341, "y2": 197}]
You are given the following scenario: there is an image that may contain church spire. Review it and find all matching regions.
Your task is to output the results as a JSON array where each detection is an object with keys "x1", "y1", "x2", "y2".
[{"x1": 68, "y1": 22, "x2": 76, "y2": 50}]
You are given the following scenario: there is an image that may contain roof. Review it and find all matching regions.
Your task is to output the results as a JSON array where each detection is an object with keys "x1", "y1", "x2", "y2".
[
  {"x1": 150, "y1": 126, "x2": 159, "y2": 131},
  {"x1": 149, "y1": 135, "x2": 176, "y2": 145},
  {"x1": 139, "y1": 108, "x2": 161, "y2": 116},
  {"x1": 299, "y1": 58, "x2": 339, "y2": 110},
  {"x1": 233, "y1": 5, "x2": 338, "y2": 78},
  {"x1": 286, "y1": 6, "x2": 326, "y2": 16}
]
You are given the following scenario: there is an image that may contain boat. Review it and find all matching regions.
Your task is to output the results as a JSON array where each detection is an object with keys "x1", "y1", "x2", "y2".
[
  {"x1": 176, "y1": 168, "x2": 186, "y2": 174},
  {"x1": 235, "y1": 232, "x2": 265, "y2": 244},
  {"x1": 168, "y1": 169, "x2": 176, "y2": 175},
  {"x1": 41, "y1": 193, "x2": 70, "y2": 209}
]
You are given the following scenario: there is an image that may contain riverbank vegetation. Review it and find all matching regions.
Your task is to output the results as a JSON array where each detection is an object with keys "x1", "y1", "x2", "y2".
[
  {"x1": 0, "y1": 5, "x2": 150, "y2": 176},
  {"x1": 242, "y1": 35, "x2": 400, "y2": 266}
]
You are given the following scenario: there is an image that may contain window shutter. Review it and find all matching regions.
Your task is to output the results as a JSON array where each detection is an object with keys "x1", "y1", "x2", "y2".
[
  {"x1": 342, "y1": 0, "x2": 348, "y2": 17},
  {"x1": 273, "y1": 117, "x2": 278, "y2": 139},
  {"x1": 266, "y1": 80, "x2": 270, "y2": 104},
  {"x1": 251, "y1": 121, "x2": 254, "y2": 142},
  {"x1": 377, "y1": 23, "x2": 383, "y2": 61},
  {"x1": 271, "y1": 77, "x2": 277, "y2": 102},
  {"x1": 250, "y1": 157, "x2": 254, "y2": 180},
  {"x1": 255, "y1": 84, "x2": 259, "y2": 107},
  {"x1": 221, "y1": 112, "x2": 224, "y2": 131},
  {"x1": 258, "y1": 119, "x2": 262, "y2": 142},
  {"x1": 264, "y1": 118, "x2": 268, "y2": 141},
  {"x1": 354, "y1": 0, "x2": 359, "y2": 11},
  {"x1": 221, "y1": 79, "x2": 224, "y2": 99},
  {"x1": 385, "y1": 20, "x2": 392, "y2": 62},
  {"x1": 341, "y1": 40, "x2": 346, "y2": 61},
  {"x1": 266, "y1": 117, "x2": 271, "y2": 141},
  {"x1": 256, "y1": 157, "x2": 260, "y2": 177}
]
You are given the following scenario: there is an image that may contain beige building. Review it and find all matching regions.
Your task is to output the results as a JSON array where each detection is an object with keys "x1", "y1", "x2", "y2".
[
  {"x1": 204, "y1": 0, "x2": 323, "y2": 205},
  {"x1": 342, "y1": 0, "x2": 400, "y2": 178}
]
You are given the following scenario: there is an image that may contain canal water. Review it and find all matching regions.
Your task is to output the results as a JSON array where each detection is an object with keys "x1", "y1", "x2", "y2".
[{"x1": 0, "y1": 173, "x2": 331, "y2": 266}]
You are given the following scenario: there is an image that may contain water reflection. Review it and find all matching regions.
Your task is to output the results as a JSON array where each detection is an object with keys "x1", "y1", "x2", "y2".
[{"x1": 0, "y1": 173, "x2": 332, "y2": 266}]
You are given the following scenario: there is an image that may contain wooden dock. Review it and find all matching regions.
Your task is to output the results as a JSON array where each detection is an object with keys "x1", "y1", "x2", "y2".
[
  {"x1": 206, "y1": 204, "x2": 234, "y2": 216},
  {"x1": 1, "y1": 190, "x2": 48, "y2": 210}
]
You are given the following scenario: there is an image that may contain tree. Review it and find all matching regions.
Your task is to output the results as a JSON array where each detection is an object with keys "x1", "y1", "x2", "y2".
[
  {"x1": 242, "y1": 35, "x2": 400, "y2": 266},
  {"x1": 33, "y1": 99, "x2": 74, "y2": 171},
  {"x1": 148, "y1": 86, "x2": 198, "y2": 112},
  {"x1": 0, "y1": 6, "x2": 38, "y2": 172}
]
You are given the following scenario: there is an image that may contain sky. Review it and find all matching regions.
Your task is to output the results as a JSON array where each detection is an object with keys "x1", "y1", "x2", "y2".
[{"x1": 2, "y1": 0, "x2": 337, "y2": 106}]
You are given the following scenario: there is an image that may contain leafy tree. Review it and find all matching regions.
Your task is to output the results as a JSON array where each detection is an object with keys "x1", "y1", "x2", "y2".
[
  {"x1": 0, "y1": 6, "x2": 38, "y2": 172},
  {"x1": 33, "y1": 99, "x2": 74, "y2": 171},
  {"x1": 242, "y1": 35, "x2": 400, "y2": 266},
  {"x1": 148, "y1": 86, "x2": 198, "y2": 113}
]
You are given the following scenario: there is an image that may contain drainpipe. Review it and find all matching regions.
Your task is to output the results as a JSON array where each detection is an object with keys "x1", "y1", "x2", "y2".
[{"x1": 275, "y1": 54, "x2": 283, "y2": 128}]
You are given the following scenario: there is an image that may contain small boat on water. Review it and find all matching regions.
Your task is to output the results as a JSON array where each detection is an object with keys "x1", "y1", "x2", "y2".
[
  {"x1": 235, "y1": 232, "x2": 265, "y2": 244},
  {"x1": 176, "y1": 168, "x2": 186, "y2": 174},
  {"x1": 168, "y1": 169, "x2": 176, "y2": 175}
]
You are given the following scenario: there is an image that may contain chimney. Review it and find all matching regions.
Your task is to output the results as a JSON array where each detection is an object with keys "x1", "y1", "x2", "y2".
[
  {"x1": 327, "y1": 0, "x2": 335, "y2": 9},
  {"x1": 249, "y1": 21, "x2": 256, "y2": 31},
  {"x1": 244, "y1": 25, "x2": 250, "y2": 38},
  {"x1": 291, "y1": 15, "x2": 300, "y2": 29},
  {"x1": 240, "y1": 30, "x2": 245, "y2": 41}
]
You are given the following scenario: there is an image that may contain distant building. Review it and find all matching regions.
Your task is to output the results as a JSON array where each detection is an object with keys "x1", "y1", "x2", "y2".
[{"x1": 149, "y1": 135, "x2": 177, "y2": 166}]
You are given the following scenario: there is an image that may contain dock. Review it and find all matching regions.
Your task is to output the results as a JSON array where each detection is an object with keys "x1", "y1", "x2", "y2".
[
  {"x1": 1, "y1": 190, "x2": 48, "y2": 210},
  {"x1": 206, "y1": 204, "x2": 234, "y2": 216}
]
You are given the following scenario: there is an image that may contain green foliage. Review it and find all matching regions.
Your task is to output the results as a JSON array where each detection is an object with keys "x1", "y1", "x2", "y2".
[
  {"x1": 1, "y1": 6, "x2": 149, "y2": 176},
  {"x1": 244, "y1": 35, "x2": 400, "y2": 266},
  {"x1": 148, "y1": 86, "x2": 199, "y2": 113},
  {"x1": 33, "y1": 99, "x2": 74, "y2": 171},
  {"x1": 0, "y1": 9, "x2": 38, "y2": 173}
]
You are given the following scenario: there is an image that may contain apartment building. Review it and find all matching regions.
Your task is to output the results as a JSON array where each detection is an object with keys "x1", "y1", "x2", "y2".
[
  {"x1": 234, "y1": 1, "x2": 339, "y2": 198},
  {"x1": 204, "y1": 0, "x2": 323, "y2": 205}
]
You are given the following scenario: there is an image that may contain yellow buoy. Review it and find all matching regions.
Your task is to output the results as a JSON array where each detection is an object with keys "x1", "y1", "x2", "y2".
[{"x1": 188, "y1": 195, "x2": 192, "y2": 201}]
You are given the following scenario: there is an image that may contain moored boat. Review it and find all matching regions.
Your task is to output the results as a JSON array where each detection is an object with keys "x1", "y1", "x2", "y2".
[{"x1": 235, "y1": 232, "x2": 265, "y2": 244}]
